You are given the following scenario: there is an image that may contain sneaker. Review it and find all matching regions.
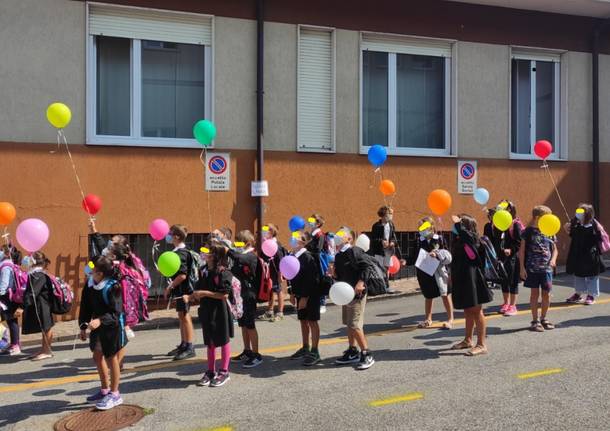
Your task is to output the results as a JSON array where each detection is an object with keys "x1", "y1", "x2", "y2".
[
  {"x1": 210, "y1": 371, "x2": 231, "y2": 387},
  {"x1": 303, "y1": 350, "x2": 321, "y2": 367},
  {"x1": 167, "y1": 345, "x2": 184, "y2": 357},
  {"x1": 356, "y1": 352, "x2": 375, "y2": 370},
  {"x1": 231, "y1": 350, "x2": 251, "y2": 362},
  {"x1": 335, "y1": 347, "x2": 360, "y2": 365},
  {"x1": 320, "y1": 306, "x2": 327, "y2": 314},
  {"x1": 274, "y1": 313, "x2": 284, "y2": 322},
  {"x1": 585, "y1": 295, "x2": 595, "y2": 305},
  {"x1": 173, "y1": 347, "x2": 196, "y2": 361},
  {"x1": 3, "y1": 345, "x2": 21, "y2": 356},
  {"x1": 86, "y1": 390, "x2": 108, "y2": 404},
  {"x1": 125, "y1": 328, "x2": 135, "y2": 340},
  {"x1": 260, "y1": 311, "x2": 274, "y2": 321},
  {"x1": 499, "y1": 303, "x2": 510, "y2": 314},
  {"x1": 529, "y1": 320, "x2": 544, "y2": 332},
  {"x1": 566, "y1": 293, "x2": 582, "y2": 304},
  {"x1": 197, "y1": 371, "x2": 215, "y2": 387},
  {"x1": 243, "y1": 353, "x2": 263, "y2": 368},
  {"x1": 504, "y1": 305, "x2": 518, "y2": 316},
  {"x1": 95, "y1": 393, "x2": 123, "y2": 411},
  {"x1": 289, "y1": 347, "x2": 310, "y2": 360}
]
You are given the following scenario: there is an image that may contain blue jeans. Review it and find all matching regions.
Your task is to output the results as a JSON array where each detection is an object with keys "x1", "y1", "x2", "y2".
[{"x1": 574, "y1": 276, "x2": 600, "y2": 298}]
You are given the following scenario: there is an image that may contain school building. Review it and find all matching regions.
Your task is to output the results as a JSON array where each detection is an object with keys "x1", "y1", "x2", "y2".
[{"x1": 1, "y1": 0, "x2": 610, "y2": 317}]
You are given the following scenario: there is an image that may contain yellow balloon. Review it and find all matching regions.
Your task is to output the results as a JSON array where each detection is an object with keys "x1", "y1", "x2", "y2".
[
  {"x1": 46, "y1": 102, "x2": 72, "y2": 129},
  {"x1": 538, "y1": 214, "x2": 560, "y2": 237},
  {"x1": 493, "y1": 210, "x2": 513, "y2": 232}
]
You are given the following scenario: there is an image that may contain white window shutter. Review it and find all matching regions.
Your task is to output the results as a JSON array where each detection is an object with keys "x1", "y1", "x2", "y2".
[
  {"x1": 298, "y1": 27, "x2": 335, "y2": 152},
  {"x1": 361, "y1": 33, "x2": 452, "y2": 58},
  {"x1": 89, "y1": 4, "x2": 212, "y2": 45}
]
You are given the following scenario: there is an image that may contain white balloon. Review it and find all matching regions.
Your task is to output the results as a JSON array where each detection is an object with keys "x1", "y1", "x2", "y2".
[
  {"x1": 355, "y1": 233, "x2": 370, "y2": 252},
  {"x1": 329, "y1": 282, "x2": 355, "y2": 306}
]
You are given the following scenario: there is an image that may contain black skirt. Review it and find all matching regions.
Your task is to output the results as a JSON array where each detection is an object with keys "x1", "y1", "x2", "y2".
[
  {"x1": 451, "y1": 248, "x2": 493, "y2": 310},
  {"x1": 198, "y1": 298, "x2": 234, "y2": 347}
]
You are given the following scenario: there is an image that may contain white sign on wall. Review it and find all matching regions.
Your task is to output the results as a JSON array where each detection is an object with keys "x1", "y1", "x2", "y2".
[
  {"x1": 205, "y1": 152, "x2": 230, "y2": 191},
  {"x1": 457, "y1": 160, "x2": 477, "y2": 195}
]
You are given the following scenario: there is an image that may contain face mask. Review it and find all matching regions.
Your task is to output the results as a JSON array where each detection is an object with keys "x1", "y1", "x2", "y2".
[
  {"x1": 333, "y1": 235, "x2": 344, "y2": 247},
  {"x1": 290, "y1": 237, "x2": 299, "y2": 249},
  {"x1": 452, "y1": 224, "x2": 460, "y2": 236},
  {"x1": 165, "y1": 234, "x2": 174, "y2": 244},
  {"x1": 0, "y1": 251, "x2": 5, "y2": 261},
  {"x1": 22, "y1": 255, "x2": 34, "y2": 269},
  {"x1": 419, "y1": 229, "x2": 432, "y2": 240},
  {"x1": 385, "y1": 214, "x2": 393, "y2": 222},
  {"x1": 575, "y1": 212, "x2": 585, "y2": 222}
]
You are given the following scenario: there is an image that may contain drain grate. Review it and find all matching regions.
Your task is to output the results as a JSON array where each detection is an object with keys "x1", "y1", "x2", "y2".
[{"x1": 54, "y1": 404, "x2": 146, "y2": 431}]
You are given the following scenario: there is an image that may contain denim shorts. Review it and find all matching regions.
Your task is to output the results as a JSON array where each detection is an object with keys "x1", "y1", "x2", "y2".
[{"x1": 524, "y1": 271, "x2": 553, "y2": 291}]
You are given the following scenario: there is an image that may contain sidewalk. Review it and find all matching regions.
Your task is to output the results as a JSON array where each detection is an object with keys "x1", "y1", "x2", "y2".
[{"x1": 17, "y1": 277, "x2": 421, "y2": 347}]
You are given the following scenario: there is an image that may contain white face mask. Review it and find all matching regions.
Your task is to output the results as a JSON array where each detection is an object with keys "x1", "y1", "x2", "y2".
[
  {"x1": 575, "y1": 212, "x2": 585, "y2": 222},
  {"x1": 385, "y1": 214, "x2": 393, "y2": 222},
  {"x1": 22, "y1": 255, "x2": 34, "y2": 269},
  {"x1": 0, "y1": 251, "x2": 5, "y2": 261}
]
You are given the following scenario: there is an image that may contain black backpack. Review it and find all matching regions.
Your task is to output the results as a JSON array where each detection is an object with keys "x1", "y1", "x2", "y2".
[
  {"x1": 480, "y1": 236, "x2": 508, "y2": 284},
  {"x1": 348, "y1": 248, "x2": 389, "y2": 296}
]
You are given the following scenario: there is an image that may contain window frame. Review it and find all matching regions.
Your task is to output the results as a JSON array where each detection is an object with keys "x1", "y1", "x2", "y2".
[
  {"x1": 85, "y1": 3, "x2": 214, "y2": 148},
  {"x1": 509, "y1": 47, "x2": 567, "y2": 161},
  {"x1": 359, "y1": 32, "x2": 457, "y2": 158}
]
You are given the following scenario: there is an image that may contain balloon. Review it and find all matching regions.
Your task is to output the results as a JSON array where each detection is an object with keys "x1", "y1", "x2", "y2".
[
  {"x1": 427, "y1": 189, "x2": 452, "y2": 216},
  {"x1": 329, "y1": 282, "x2": 355, "y2": 306},
  {"x1": 279, "y1": 255, "x2": 300, "y2": 280},
  {"x1": 367, "y1": 145, "x2": 387, "y2": 168},
  {"x1": 388, "y1": 255, "x2": 401, "y2": 275},
  {"x1": 193, "y1": 120, "x2": 217, "y2": 147},
  {"x1": 288, "y1": 216, "x2": 305, "y2": 232},
  {"x1": 149, "y1": 218, "x2": 170, "y2": 241},
  {"x1": 262, "y1": 239, "x2": 278, "y2": 258},
  {"x1": 157, "y1": 251, "x2": 181, "y2": 277},
  {"x1": 355, "y1": 233, "x2": 370, "y2": 252},
  {"x1": 16, "y1": 218, "x2": 50, "y2": 253},
  {"x1": 493, "y1": 210, "x2": 513, "y2": 232},
  {"x1": 0, "y1": 202, "x2": 16, "y2": 225},
  {"x1": 379, "y1": 180, "x2": 396, "y2": 196},
  {"x1": 534, "y1": 140, "x2": 553, "y2": 160},
  {"x1": 46, "y1": 102, "x2": 72, "y2": 129},
  {"x1": 473, "y1": 188, "x2": 490, "y2": 205},
  {"x1": 81, "y1": 194, "x2": 102, "y2": 216},
  {"x1": 538, "y1": 214, "x2": 561, "y2": 237}
]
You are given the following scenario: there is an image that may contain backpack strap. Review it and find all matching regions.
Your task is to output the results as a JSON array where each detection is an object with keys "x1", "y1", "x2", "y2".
[{"x1": 101, "y1": 280, "x2": 117, "y2": 306}]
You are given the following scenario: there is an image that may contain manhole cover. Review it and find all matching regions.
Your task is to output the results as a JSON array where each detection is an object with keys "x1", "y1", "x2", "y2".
[{"x1": 54, "y1": 405, "x2": 145, "y2": 431}]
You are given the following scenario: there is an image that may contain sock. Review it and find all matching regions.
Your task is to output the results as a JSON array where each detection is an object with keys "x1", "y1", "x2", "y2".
[
  {"x1": 111, "y1": 391, "x2": 119, "y2": 397},
  {"x1": 185, "y1": 342, "x2": 193, "y2": 350},
  {"x1": 220, "y1": 343, "x2": 231, "y2": 371},
  {"x1": 101, "y1": 388, "x2": 110, "y2": 395}
]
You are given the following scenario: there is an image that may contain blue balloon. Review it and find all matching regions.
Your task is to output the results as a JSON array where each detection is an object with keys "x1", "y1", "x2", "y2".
[
  {"x1": 367, "y1": 145, "x2": 387, "y2": 167},
  {"x1": 473, "y1": 188, "x2": 490, "y2": 205},
  {"x1": 288, "y1": 216, "x2": 305, "y2": 232}
]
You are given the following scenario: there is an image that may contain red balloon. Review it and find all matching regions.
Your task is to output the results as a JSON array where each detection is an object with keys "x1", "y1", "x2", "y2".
[
  {"x1": 388, "y1": 255, "x2": 401, "y2": 275},
  {"x1": 534, "y1": 140, "x2": 553, "y2": 160},
  {"x1": 82, "y1": 194, "x2": 102, "y2": 216}
]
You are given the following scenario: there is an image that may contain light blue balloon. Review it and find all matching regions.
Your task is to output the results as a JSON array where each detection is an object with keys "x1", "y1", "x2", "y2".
[
  {"x1": 367, "y1": 145, "x2": 387, "y2": 168},
  {"x1": 474, "y1": 188, "x2": 490, "y2": 205}
]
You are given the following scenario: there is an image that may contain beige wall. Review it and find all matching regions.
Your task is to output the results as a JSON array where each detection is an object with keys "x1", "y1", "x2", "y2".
[
  {"x1": 567, "y1": 51, "x2": 593, "y2": 162},
  {"x1": 600, "y1": 54, "x2": 610, "y2": 163}
]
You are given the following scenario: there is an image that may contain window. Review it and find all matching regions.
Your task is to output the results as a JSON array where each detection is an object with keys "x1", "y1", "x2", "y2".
[
  {"x1": 510, "y1": 50, "x2": 563, "y2": 159},
  {"x1": 360, "y1": 33, "x2": 454, "y2": 156},
  {"x1": 87, "y1": 4, "x2": 213, "y2": 147}
]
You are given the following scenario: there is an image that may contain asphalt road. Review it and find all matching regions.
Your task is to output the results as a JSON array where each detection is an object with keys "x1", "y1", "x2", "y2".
[{"x1": 1, "y1": 274, "x2": 610, "y2": 431}]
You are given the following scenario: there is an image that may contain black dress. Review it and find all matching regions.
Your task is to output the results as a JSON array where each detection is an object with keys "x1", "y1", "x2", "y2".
[
  {"x1": 22, "y1": 270, "x2": 55, "y2": 335},
  {"x1": 484, "y1": 221, "x2": 522, "y2": 291},
  {"x1": 197, "y1": 269, "x2": 234, "y2": 347},
  {"x1": 451, "y1": 228, "x2": 493, "y2": 310},
  {"x1": 413, "y1": 236, "x2": 449, "y2": 299},
  {"x1": 566, "y1": 221, "x2": 605, "y2": 277}
]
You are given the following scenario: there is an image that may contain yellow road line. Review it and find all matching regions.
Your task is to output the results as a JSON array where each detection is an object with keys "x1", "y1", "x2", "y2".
[
  {"x1": 517, "y1": 368, "x2": 565, "y2": 380},
  {"x1": 369, "y1": 392, "x2": 424, "y2": 407},
  {"x1": 1, "y1": 298, "x2": 608, "y2": 394}
]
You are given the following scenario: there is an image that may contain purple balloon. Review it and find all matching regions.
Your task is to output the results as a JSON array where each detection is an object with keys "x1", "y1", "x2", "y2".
[
  {"x1": 16, "y1": 218, "x2": 50, "y2": 253},
  {"x1": 261, "y1": 239, "x2": 278, "y2": 258},
  {"x1": 149, "y1": 218, "x2": 170, "y2": 241},
  {"x1": 279, "y1": 255, "x2": 300, "y2": 280}
]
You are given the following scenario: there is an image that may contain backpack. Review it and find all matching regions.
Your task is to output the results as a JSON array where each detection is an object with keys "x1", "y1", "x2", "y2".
[
  {"x1": 226, "y1": 275, "x2": 243, "y2": 320},
  {"x1": 480, "y1": 236, "x2": 508, "y2": 284},
  {"x1": 508, "y1": 218, "x2": 526, "y2": 240},
  {"x1": 256, "y1": 257, "x2": 273, "y2": 302},
  {"x1": 594, "y1": 219, "x2": 610, "y2": 254},
  {"x1": 0, "y1": 262, "x2": 28, "y2": 305},
  {"x1": 186, "y1": 250, "x2": 202, "y2": 290},
  {"x1": 47, "y1": 273, "x2": 74, "y2": 315},
  {"x1": 347, "y1": 248, "x2": 389, "y2": 297},
  {"x1": 118, "y1": 261, "x2": 149, "y2": 327}
]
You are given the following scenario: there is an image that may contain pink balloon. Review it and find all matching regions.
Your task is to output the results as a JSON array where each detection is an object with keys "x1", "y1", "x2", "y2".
[
  {"x1": 261, "y1": 239, "x2": 278, "y2": 258},
  {"x1": 16, "y1": 218, "x2": 50, "y2": 253},
  {"x1": 279, "y1": 255, "x2": 300, "y2": 280},
  {"x1": 149, "y1": 218, "x2": 170, "y2": 241}
]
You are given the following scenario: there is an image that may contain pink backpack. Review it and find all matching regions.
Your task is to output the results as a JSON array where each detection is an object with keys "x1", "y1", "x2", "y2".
[
  {"x1": 0, "y1": 262, "x2": 28, "y2": 304},
  {"x1": 226, "y1": 276, "x2": 243, "y2": 320},
  {"x1": 46, "y1": 272, "x2": 74, "y2": 315},
  {"x1": 594, "y1": 219, "x2": 610, "y2": 254},
  {"x1": 118, "y1": 260, "x2": 150, "y2": 327}
]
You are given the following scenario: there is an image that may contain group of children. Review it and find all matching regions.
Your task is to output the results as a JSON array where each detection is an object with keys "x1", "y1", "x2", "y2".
[{"x1": 0, "y1": 202, "x2": 606, "y2": 411}]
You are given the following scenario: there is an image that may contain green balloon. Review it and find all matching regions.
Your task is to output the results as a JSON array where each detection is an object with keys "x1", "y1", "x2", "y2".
[
  {"x1": 193, "y1": 119, "x2": 217, "y2": 147},
  {"x1": 158, "y1": 251, "x2": 181, "y2": 277}
]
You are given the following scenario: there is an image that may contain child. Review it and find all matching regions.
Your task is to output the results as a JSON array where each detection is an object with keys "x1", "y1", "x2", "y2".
[
  {"x1": 230, "y1": 230, "x2": 263, "y2": 368},
  {"x1": 184, "y1": 244, "x2": 234, "y2": 387},
  {"x1": 305, "y1": 214, "x2": 329, "y2": 313},
  {"x1": 164, "y1": 225, "x2": 196, "y2": 361},
  {"x1": 519, "y1": 205, "x2": 558, "y2": 332},
  {"x1": 450, "y1": 214, "x2": 492, "y2": 356},
  {"x1": 79, "y1": 256, "x2": 127, "y2": 410},
  {"x1": 288, "y1": 231, "x2": 322, "y2": 366},
  {"x1": 18, "y1": 251, "x2": 55, "y2": 361},
  {"x1": 333, "y1": 227, "x2": 375, "y2": 370},
  {"x1": 565, "y1": 204, "x2": 605, "y2": 305},
  {"x1": 413, "y1": 217, "x2": 454, "y2": 330},
  {"x1": 261, "y1": 224, "x2": 287, "y2": 322},
  {"x1": 0, "y1": 244, "x2": 22, "y2": 355},
  {"x1": 370, "y1": 206, "x2": 402, "y2": 293}
]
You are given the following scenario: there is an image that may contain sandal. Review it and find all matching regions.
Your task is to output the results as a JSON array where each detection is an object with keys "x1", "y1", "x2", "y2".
[
  {"x1": 540, "y1": 319, "x2": 555, "y2": 330},
  {"x1": 440, "y1": 321, "x2": 453, "y2": 330},
  {"x1": 465, "y1": 345, "x2": 488, "y2": 357},
  {"x1": 529, "y1": 320, "x2": 545, "y2": 332},
  {"x1": 417, "y1": 320, "x2": 432, "y2": 329},
  {"x1": 450, "y1": 340, "x2": 474, "y2": 350},
  {"x1": 31, "y1": 353, "x2": 53, "y2": 361}
]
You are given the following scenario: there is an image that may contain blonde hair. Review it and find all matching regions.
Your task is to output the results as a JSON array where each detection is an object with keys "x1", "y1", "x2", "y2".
[{"x1": 532, "y1": 205, "x2": 552, "y2": 219}]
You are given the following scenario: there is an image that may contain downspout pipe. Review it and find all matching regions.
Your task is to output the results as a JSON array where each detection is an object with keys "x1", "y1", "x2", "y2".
[{"x1": 256, "y1": 0, "x2": 264, "y2": 246}]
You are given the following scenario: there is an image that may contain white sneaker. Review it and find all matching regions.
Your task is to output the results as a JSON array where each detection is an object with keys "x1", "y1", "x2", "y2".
[
  {"x1": 125, "y1": 328, "x2": 135, "y2": 340},
  {"x1": 320, "y1": 306, "x2": 327, "y2": 314},
  {"x1": 8, "y1": 345, "x2": 21, "y2": 356}
]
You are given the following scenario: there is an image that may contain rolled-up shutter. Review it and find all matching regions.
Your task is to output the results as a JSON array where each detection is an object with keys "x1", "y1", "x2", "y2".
[
  {"x1": 361, "y1": 33, "x2": 452, "y2": 58},
  {"x1": 88, "y1": 4, "x2": 212, "y2": 45},
  {"x1": 298, "y1": 27, "x2": 335, "y2": 152}
]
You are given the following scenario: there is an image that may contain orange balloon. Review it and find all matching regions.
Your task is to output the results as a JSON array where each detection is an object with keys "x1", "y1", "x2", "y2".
[
  {"x1": 379, "y1": 180, "x2": 396, "y2": 196},
  {"x1": 0, "y1": 202, "x2": 16, "y2": 225},
  {"x1": 427, "y1": 189, "x2": 452, "y2": 216}
]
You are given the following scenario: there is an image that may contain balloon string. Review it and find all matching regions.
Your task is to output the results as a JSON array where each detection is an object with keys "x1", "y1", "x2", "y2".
[
  {"x1": 200, "y1": 148, "x2": 213, "y2": 234},
  {"x1": 2, "y1": 227, "x2": 9, "y2": 245},
  {"x1": 542, "y1": 163, "x2": 571, "y2": 221},
  {"x1": 57, "y1": 130, "x2": 93, "y2": 224}
]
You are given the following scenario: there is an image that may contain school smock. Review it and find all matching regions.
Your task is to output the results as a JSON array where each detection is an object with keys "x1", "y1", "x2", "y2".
[
  {"x1": 484, "y1": 221, "x2": 522, "y2": 289},
  {"x1": 450, "y1": 228, "x2": 492, "y2": 310},
  {"x1": 370, "y1": 220, "x2": 402, "y2": 260},
  {"x1": 229, "y1": 249, "x2": 259, "y2": 301},
  {"x1": 172, "y1": 243, "x2": 194, "y2": 296},
  {"x1": 566, "y1": 221, "x2": 606, "y2": 277},
  {"x1": 334, "y1": 245, "x2": 368, "y2": 288},
  {"x1": 21, "y1": 269, "x2": 55, "y2": 335},
  {"x1": 263, "y1": 240, "x2": 287, "y2": 287},
  {"x1": 290, "y1": 249, "x2": 319, "y2": 297},
  {"x1": 413, "y1": 236, "x2": 451, "y2": 299},
  {"x1": 196, "y1": 269, "x2": 234, "y2": 347}
]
